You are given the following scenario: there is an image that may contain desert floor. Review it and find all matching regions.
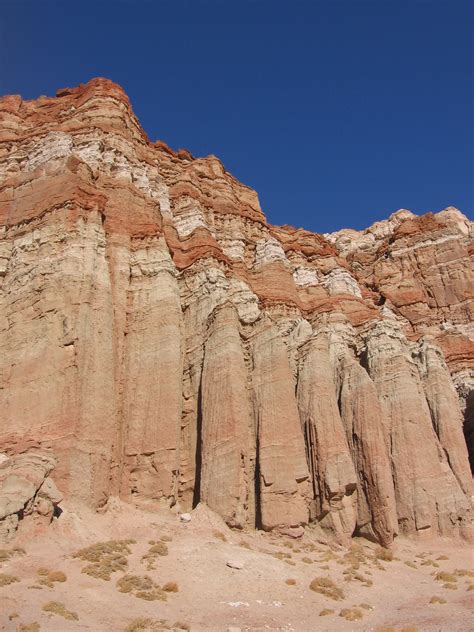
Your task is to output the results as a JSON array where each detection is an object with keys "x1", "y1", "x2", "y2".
[{"x1": 0, "y1": 502, "x2": 472, "y2": 632}]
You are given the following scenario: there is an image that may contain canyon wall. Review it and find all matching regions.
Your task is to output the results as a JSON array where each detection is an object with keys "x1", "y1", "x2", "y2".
[{"x1": 0, "y1": 78, "x2": 472, "y2": 544}]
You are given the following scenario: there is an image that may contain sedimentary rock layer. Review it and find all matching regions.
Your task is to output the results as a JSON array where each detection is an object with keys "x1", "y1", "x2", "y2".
[{"x1": 0, "y1": 78, "x2": 472, "y2": 544}]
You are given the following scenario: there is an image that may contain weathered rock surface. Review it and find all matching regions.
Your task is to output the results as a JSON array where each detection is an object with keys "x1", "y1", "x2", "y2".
[
  {"x1": 0, "y1": 78, "x2": 472, "y2": 544},
  {"x1": 0, "y1": 448, "x2": 62, "y2": 543}
]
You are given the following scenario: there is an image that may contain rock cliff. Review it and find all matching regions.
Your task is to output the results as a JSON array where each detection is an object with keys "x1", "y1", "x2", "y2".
[{"x1": 0, "y1": 78, "x2": 472, "y2": 545}]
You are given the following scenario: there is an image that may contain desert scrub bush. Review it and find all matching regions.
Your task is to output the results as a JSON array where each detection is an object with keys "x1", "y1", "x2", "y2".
[
  {"x1": 73, "y1": 539, "x2": 134, "y2": 581},
  {"x1": 42, "y1": 601, "x2": 78, "y2": 621},
  {"x1": 173, "y1": 623, "x2": 190, "y2": 631},
  {"x1": 319, "y1": 609, "x2": 334, "y2": 616},
  {"x1": 37, "y1": 569, "x2": 67, "y2": 587},
  {"x1": 374, "y1": 546, "x2": 393, "y2": 562},
  {"x1": 301, "y1": 556, "x2": 312, "y2": 564},
  {"x1": 454, "y1": 568, "x2": 474, "y2": 578},
  {"x1": 339, "y1": 607, "x2": 363, "y2": 621},
  {"x1": 123, "y1": 619, "x2": 156, "y2": 632},
  {"x1": 18, "y1": 624, "x2": 40, "y2": 632},
  {"x1": 285, "y1": 578, "x2": 296, "y2": 585},
  {"x1": 435, "y1": 571, "x2": 457, "y2": 583},
  {"x1": 272, "y1": 550, "x2": 292, "y2": 561},
  {"x1": 0, "y1": 573, "x2": 19, "y2": 587},
  {"x1": 239, "y1": 539, "x2": 251, "y2": 550},
  {"x1": 309, "y1": 576, "x2": 344, "y2": 600},
  {"x1": 404, "y1": 561, "x2": 417, "y2": 569},
  {"x1": 141, "y1": 541, "x2": 169, "y2": 570},
  {"x1": 162, "y1": 581, "x2": 179, "y2": 593},
  {"x1": 117, "y1": 574, "x2": 167, "y2": 601},
  {"x1": 430, "y1": 596, "x2": 447, "y2": 604},
  {"x1": 0, "y1": 547, "x2": 25, "y2": 564}
]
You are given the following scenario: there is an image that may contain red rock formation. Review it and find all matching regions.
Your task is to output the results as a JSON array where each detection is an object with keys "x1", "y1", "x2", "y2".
[{"x1": 0, "y1": 78, "x2": 472, "y2": 543}]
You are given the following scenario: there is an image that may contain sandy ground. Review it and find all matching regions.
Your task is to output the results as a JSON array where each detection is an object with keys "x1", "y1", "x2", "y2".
[{"x1": 0, "y1": 501, "x2": 472, "y2": 632}]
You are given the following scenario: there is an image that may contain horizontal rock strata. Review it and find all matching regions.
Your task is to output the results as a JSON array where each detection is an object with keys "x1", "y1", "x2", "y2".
[{"x1": 0, "y1": 78, "x2": 472, "y2": 544}]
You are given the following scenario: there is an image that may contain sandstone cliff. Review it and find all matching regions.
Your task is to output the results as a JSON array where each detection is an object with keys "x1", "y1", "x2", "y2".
[{"x1": 0, "y1": 78, "x2": 472, "y2": 545}]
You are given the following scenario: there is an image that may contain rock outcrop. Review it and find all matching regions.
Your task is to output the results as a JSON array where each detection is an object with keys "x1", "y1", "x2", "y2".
[
  {"x1": 0, "y1": 448, "x2": 62, "y2": 543},
  {"x1": 0, "y1": 78, "x2": 472, "y2": 545}
]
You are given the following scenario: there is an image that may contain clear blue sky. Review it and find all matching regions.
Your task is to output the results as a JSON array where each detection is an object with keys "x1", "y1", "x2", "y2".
[{"x1": 1, "y1": 0, "x2": 472, "y2": 232}]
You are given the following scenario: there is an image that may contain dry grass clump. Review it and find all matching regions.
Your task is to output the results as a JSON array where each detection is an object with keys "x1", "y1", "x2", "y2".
[
  {"x1": 213, "y1": 530, "x2": 227, "y2": 542},
  {"x1": 430, "y1": 596, "x2": 447, "y2": 604},
  {"x1": 435, "y1": 571, "x2": 457, "y2": 583},
  {"x1": 454, "y1": 568, "x2": 474, "y2": 578},
  {"x1": 42, "y1": 601, "x2": 78, "y2": 621},
  {"x1": 374, "y1": 546, "x2": 393, "y2": 562},
  {"x1": 339, "y1": 607, "x2": 363, "y2": 621},
  {"x1": 162, "y1": 581, "x2": 179, "y2": 593},
  {"x1": 73, "y1": 539, "x2": 134, "y2": 581},
  {"x1": 359, "y1": 602, "x2": 374, "y2": 610},
  {"x1": 37, "y1": 569, "x2": 67, "y2": 587},
  {"x1": 18, "y1": 624, "x2": 40, "y2": 632},
  {"x1": 0, "y1": 573, "x2": 19, "y2": 587},
  {"x1": 442, "y1": 583, "x2": 458, "y2": 590},
  {"x1": 123, "y1": 618, "x2": 184, "y2": 632},
  {"x1": 141, "y1": 541, "x2": 169, "y2": 570},
  {"x1": 239, "y1": 539, "x2": 251, "y2": 550},
  {"x1": 173, "y1": 622, "x2": 190, "y2": 631},
  {"x1": 285, "y1": 578, "x2": 296, "y2": 585},
  {"x1": 436, "y1": 555, "x2": 449, "y2": 561},
  {"x1": 404, "y1": 561, "x2": 417, "y2": 569},
  {"x1": 309, "y1": 576, "x2": 344, "y2": 601},
  {"x1": 301, "y1": 556, "x2": 313, "y2": 564},
  {"x1": 272, "y1": 550, "x2": 292, "y2": 560},
  {"x1": 421, "y1": 559, "x2": 439, "y2": 567},
  {"x1": 116, "y1": 574, "x2": 167, "y2": 601},
  {"x1": 319, "y1": 608, "x2": 334, "y2": 616},
  {"x1": 0, "y1": 547, "x2": 25, "y2": 564}
]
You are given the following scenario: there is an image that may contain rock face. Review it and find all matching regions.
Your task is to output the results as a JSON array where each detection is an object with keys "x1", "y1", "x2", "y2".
[
  {"x1": 0, "y1": 78, "x2": 472, "y2": 544},
  {"x1": 0, "y1": 448, "x2": 62, "y2": 543}
]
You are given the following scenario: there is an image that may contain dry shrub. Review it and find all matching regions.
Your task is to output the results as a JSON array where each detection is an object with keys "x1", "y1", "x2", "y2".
[
  {"x1": 401, "y1": 627, "x2": 419, "y2": 632},
  {"x1": 239, "y1": 540, "x2": 251, "y2": 550},
  {"x1": 339, "y1": 607, "x2": 363, "y2": 621},
  {"x1": 0, "y1": 548, "x2": 25, "y2": 564},
  {"x1": 319, "y1": 608, "x2": 334, "y2": 616},
  {"x1": 173, "y1": 623, "x2": 190, "y2": 631},
  {"x1": 123, "y1": 619, "x2": 157, "y2": 632},
  {"x1": 142, "y1": 542, "x2": 169, "y2": 570},
  {"x1": 18, "y1": 624, "x2": 40, "y2": 632},
  {"x1": 0, "y1": 573, "x2": 19, "y2": 587},
  {"x1": 374, "y1": 628, "x2": 396, "y2": 632},
  {"x1": 284, "y1": 559, "x2": 296, "y2": 566},
  {"x1": 359, "y1": 602, "x2": 374, "y2": 610},
  {"x1": 467, "y1": 584, "x2": 474, "y2": 591},
  {"x1": 421, "y1": 559, "x2": 439, "y2": 568},
  {"x1": 443, "y1": 583, "x2": 457, "y2": 590},
  {"x1": 435, "y1": 572, "x2": 456, "y2": 583},
  {"x1": 301, "y1": 556, "x2": 312, "y2": 564},
  {"x1": 213, "y1": 530, "x2": 227, "y2": 542},
  {"x1": 436, "y1": 555, "x2": 449, "y2": 561},
  {"x1": 309, "y1": 576, "x2": 344, "y2": 601},
  {"x1": 37, "y1": 569, "x2": 67, "y2": 587},
  {"x1": 454, "y1": 568, "x2": 474, "y2": 578},
  {"x1": 375, "y1": 546, "x2": 393, "y2": 562},
  {"x1": 42, "y1": 601, "x2": 78, "y2": 621},
  {"x1": 73, "y1": 540, "x2": 134, "y2": 581},
  {"x1": 404, "y1": 561, "x2": 417, "y2": 569},
  {"x1": 272, "y1": 550, "x2": 291, "y2": 560},
  {"x1": 117, "y1": 574, "x2": 167, "y2": 601},
  {"x1": 285, "y1": 578, "x2": 296, "y2": 585},
  {"x1": 430, "y1": 596, "x2": 447, "y2": 604},
  {"x1": 162, "y1": 581, "x2": 179, "y2": 593}
]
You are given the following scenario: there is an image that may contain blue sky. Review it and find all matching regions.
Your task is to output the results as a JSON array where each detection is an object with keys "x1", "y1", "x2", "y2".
[{"x1": 1, "y1": 0, "x2": 472, "y2": 232}]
